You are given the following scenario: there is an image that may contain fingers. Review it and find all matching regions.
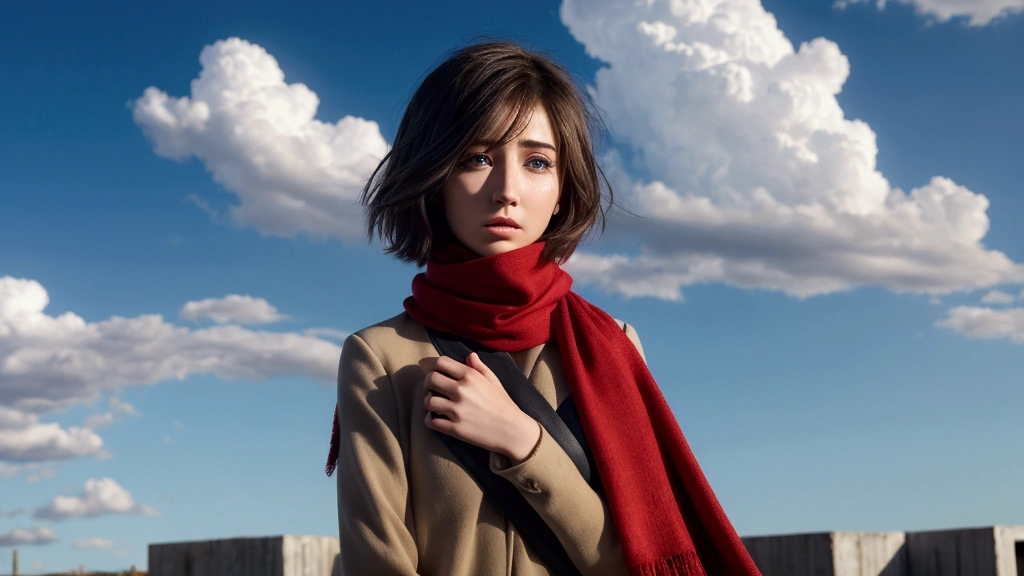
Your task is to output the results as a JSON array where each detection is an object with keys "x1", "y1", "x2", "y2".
[
  {"x1": 423, "y1": 386, "x2": 459, "y2": 434},
  {"x1": 419, "y1": 355, "x2": 466, "y2": 376},
  {"x1": 465, "y1": 352, "x2": 500, "y2": 386},
  {"x1": 421, "y1": 356, "x2": 463, "y2": 427},
  {"x1": 423, "y1": 391, "x2": 456, "y2": 419},
  {"x1": 423, "y1": 354, "x2": 491, "y2": 381},
  {"x1": 424, "y1": 410, "x2": 457, "y2": 433},
  {"x1": 423, "y1": 369, "x2": 460, "y2": 398},
  {"x1": 421, "y1": 352, "x2": 503, "y2": 439},
  {"x1": 465, "y1": 352, "x2": 487, "y2": 373},
  {"x1": 421, "y1": 354, "x2": 488, "y2": 395},
  {"x1": 434, "y1": 355, "x2": 469, "y2": 378}
]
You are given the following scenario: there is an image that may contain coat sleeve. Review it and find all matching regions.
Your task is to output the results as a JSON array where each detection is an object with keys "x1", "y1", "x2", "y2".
[
  {"x1": 622, "y1": 322, "x2": 646, "y2": 363},
  {"x1": 487, "y1": 321, "x2": 646, "y2": 576},
  {"x1": 336, "y1": 333, "x2": 419, "y2": 575}
]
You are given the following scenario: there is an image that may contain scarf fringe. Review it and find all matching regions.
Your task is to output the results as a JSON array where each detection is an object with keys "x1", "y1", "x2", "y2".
[{"x1": 630, "y1": 551, "x2": 707, "y2": 576}]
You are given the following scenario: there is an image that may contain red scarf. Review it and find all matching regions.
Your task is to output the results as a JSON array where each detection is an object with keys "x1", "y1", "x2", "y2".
[{"x1": 327, "y1": 242, "x2": 761, "y2": 576}]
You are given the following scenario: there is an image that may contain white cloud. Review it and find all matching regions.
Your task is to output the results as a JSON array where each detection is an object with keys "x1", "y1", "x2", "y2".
[
  {"x1": 133, "y1": 37, "x2": 389, "y2": 240},
  {"x1": 0, "y1": 276, "x2": 341, "y2": 417},
  {"x1": 0, "y1": 461, "x2": 56, "y2": 481},
  {"x1": 0, "y1": 406, "x2": 105, "y2": 462},
  {"x1": 85, "y1": 398, "x2": 141, "y2": 430},
  {"x1": 980, "y1": 289, "x2": 1016, "y2": 304},
  {"x1": 108, "y1": 397, "x2": 139, "y2": 417},
  {"x1": 0, "y1": 461, "x2": 22, "y2": 477},
  {"x1": 34, "y1": 477, "x2": 158, "y2": 521},
  {"x1": 559, "y1": 0, "x2": 1024, "y2": 300},
  {"x1": 25, "y1": 467, "x2": 56, "y2": 483},
  {"x1": 0, "y1": 507, "x2": 27, "y2": 518},
  {"x1": 836, "y1": 0, "x2": 1024, "y2": 26},
  {"x1": 179, "y1": 294, "x2": 288, "y2": 325},
  {"x1": 0, "y1": 526, "x2": 59, "y2": 547},
  {"x1": 71, "y1": 538, "x2": 115, "y2": 549},
  {"x1": 936, "y1": 305, "x2": 1024, "y2": 343},
  {"x1": 84, "y1": 412, "x2": 115, "y2": 430},
  {"x1": 302, "y1": 327, "x2": 350, "y2": 341}
]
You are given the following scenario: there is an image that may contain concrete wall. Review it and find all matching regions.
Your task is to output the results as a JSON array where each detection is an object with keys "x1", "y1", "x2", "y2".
[
  {"x1": 906, "y1": 527, "x2": 998, "y2": 576},
  {"x1": 148, "y1": 528, "x2": 1022, "y2": 576},
  {"x1": 281, "y1": 537, "x2": 339, "y2": 576},
  {"x1": 832, "y1": 532, "x2": 907, "y2": 576},
  {"x1": 904, "y1": 526, "x2": 1024, "y2": 576},
  {"x1": 149, "y1": 536, "x2": 338, "y2": 576},
  {"x1": 742, "y1": 531, "x2": 906, "y2": 576},
  {"x1": 993, "y1": 525, "x2": 1024, "y2": 576},
  {"x1": 743, "y1": 532, "x2": 836, "y2": 576}
]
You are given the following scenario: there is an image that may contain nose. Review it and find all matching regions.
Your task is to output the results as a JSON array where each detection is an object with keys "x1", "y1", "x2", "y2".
[{"x1": 490, "y1": 161, "x2": 520, "y2": 207}]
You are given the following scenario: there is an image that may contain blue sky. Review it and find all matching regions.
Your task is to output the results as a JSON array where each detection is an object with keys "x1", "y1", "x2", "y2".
[{"x1": 2, "y1": 0, "x2": 1023, "y2": 572}]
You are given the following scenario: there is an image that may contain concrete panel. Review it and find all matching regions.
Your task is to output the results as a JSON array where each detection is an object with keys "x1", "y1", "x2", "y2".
[
  {"x1": 282, "y1": 536, "x2": 339, "y2": 576},
  {"x1": 742, "y1": 532, "x2": 907, "y2": 576},
  {"x1": 993, "y1": 526, "x2": 1024, "y2": 576},
  {"x1": 150, "y1": 536, "x2": 335, "y2": 576},
  {"x1": 146, "y1": 527, "x2": 1023, "y2": 576},
  {"x1": 832, "y1": 532, "x2": 907, "y2": 576},
  {"x1": 906, "y1": 527, "x2": 997, "y2": 576},
  {"x1": 742, "y1": 532, "x2": 836, "y2": 576}
]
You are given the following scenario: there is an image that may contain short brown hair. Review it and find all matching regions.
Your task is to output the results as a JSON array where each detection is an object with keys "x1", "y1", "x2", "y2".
[{"x1": 361, "y1": 41, "x2": 613, "y2": 266}]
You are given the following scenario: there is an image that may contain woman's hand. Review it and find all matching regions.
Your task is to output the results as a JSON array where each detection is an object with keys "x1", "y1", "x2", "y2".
[{"x1": 422, "y1": 353, "x2": 541, "y2": 464}]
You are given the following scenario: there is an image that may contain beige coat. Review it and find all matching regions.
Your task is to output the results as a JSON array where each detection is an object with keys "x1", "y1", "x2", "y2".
[{"x1": 335, "y1": 311, "x2": 646, "y2": 576}]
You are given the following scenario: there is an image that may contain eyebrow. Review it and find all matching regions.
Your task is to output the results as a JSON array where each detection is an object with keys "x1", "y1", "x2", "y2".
[
  {"x1": 518, "y1": 139, "x2": 557, "y2": 152},
  {"x1": 474, "y1": 139, "x2": 558, "y2": 153}
]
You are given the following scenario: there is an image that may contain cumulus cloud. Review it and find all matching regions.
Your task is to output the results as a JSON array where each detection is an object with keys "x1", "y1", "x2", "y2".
[
  {"x1": 559, "y1": 0, "x2": 1024, "y2": 299},
  {"x1": 83, "y1": 412, "x2": 115, "y2": 430},
  {"x1": 109, "y1": 397, "x2": 139, "y2": 417},
  {"x1": 936, "y1": 306, "x2": 1024, "y2": 343},
  {"x1": 84, "y1": 398, "x2": 141, "y2": 430},
  {"x1": 34, "y1": 477, "x2": 158, "y2": 521},
  {"x1": 71, "y1": 538, "x2": 115, "y2": 549},
  {"x1": 0, "y1": 276, "x2": 341, "y2": 416},
  {"x1": 836, "y1": 0, "x2": 1024, "y2": 26},
  {"x1": 0, "y1": 406, "x2": 105, "y2": 462},
  {"x1": 133, "y1": 37, "x2": 389, "y2": 240},
  {"x1": 980, "y1": 289, "x2": 1016, "y2": 305},
  {"x1": 179, "y1": 294, "x2": 288, "y2": 325},
  {"x1": 0, "y1": 526, "x2": 59, "y2": 547}
]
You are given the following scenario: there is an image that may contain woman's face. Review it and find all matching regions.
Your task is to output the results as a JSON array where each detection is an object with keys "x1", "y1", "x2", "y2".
[{"x1": 441, "y1": 104, "x2": 561, "y2": 258}]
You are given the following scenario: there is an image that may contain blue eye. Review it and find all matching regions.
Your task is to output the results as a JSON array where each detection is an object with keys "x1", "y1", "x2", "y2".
[
  {"x1": 466, "y1": 154, "x2": 490, "y2": 166},
  {"x1": 527, "y1": 158, "x2": 552, "y2": 170}
]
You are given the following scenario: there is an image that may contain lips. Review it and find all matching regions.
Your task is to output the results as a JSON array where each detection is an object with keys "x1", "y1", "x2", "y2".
[{"x1": 485, "y1": 217, "x2": 520, "y2": 229}]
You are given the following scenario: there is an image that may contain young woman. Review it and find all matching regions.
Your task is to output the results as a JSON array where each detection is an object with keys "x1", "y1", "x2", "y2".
[{"x1": 326, "y1": 42, "x2": 761, "y2": 576}]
